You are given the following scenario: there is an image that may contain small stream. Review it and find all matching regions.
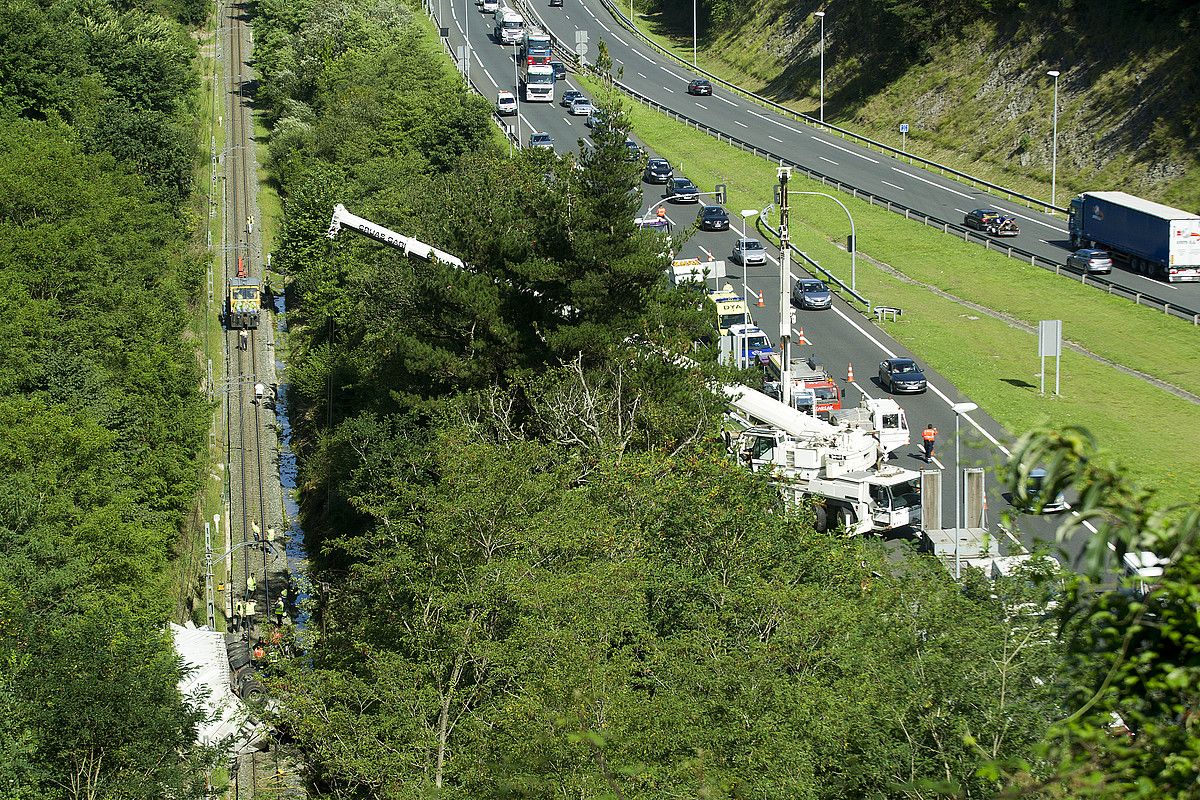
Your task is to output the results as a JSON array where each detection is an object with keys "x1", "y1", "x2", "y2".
[{"x1": 273, "y1": 291, "x2": 311, "y2": 629}]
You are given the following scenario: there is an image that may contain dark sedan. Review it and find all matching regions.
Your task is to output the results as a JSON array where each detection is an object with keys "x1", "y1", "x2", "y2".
[
  {"x1": 963, "y1": 208, "x2": 1019, "y2": 236},
  {"x1": 643, "y1": 157, "x2": 672, "y2": 184},
  {"x1": 791, "y1": 278, "x2": 832, "y2": 309},
  {"x1": 686, "y1": 78, "x2": 713, "y2": 96},
  {"x1": 878, "y1": 358, "x2": 928, "y2": 394},
  {"x1": 697, "y1": 205, "x2": 730, "y2": 231},
  {"x1": 665, "y1": 176, "x2": 700, "y2": 203}
]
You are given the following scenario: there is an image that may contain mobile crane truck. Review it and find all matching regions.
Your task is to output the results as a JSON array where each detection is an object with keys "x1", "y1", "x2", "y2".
[{"x1": 725, "y1": 383, "x2": 922, "y2": 535}]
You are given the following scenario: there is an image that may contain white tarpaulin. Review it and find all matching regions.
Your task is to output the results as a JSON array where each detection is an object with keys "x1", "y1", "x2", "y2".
[{"x1": 170, "y1": 622, "x2": 265, "y2": 754}]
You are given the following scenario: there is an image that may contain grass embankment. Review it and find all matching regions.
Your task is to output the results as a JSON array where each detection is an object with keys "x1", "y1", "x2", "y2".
[
  {"x1": 175, "y1": 26, "x2": 232, "y2": 626},
  {"x1": 579, "y1": 73, "x2": 1200, "y2": 508},
  {"x1": 614, "y1": 10, "x2": 1067, "y2": 205}
]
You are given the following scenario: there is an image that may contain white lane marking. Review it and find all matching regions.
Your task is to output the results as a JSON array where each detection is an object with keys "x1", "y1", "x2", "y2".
[
  {"x1": 819, "y1": 156, "x2": 837, "y2": 165},
  {"x1": 455, "y1": 18, "x2": 464, "y2": 34},
  {"x1": 473, "y1": 50, "x2": 487, "y2": 69},
  {"x1": 749, "y1": 110, "x2": 804, "y2": 135},
  {"x1": 663, "y1": 86, "x2": 675, "y2": 93},
  {"x1": 892, "y1": 167, "x2": 974, "y2": 198},
  {"x1": 583, "y1": 4, "x2": 596, "y2": 17},
  {"x1": 481, "y1": 67, "x2": 498, "y2": 87},
  {"x1": 812, "y1": 136, "x2": 879, "y2": 163},
  {"x1": 827, "y1": 304, "x2": 1010, "y2": 457},
  {"x1": 881, "y1": 180, "x2": 905, "y2": 191},
  {"x1": 518, "y1": 112, "x2": 534, "y2": 132},
  {"x1": 699, "y1": 246, "x2": 714, "y2": 259},
  {"x1": 769, "y1": 135, "x2": 783, "y2": 143},
  {"x1": 635, "y1": 49, "x2": 656, "y2": 64},
  {"x1": 794, "y1": 328, "x2": 817, "y2": 346},
  {"x1": 714, "y1": 94, "x2": 737, "y2": 106},
  {"x1": 637, "y1": 71, "x2": 648, "y2": 78},
  {"x1": 734, "y1": 120, "x2": 749, "y2": 128},
  {"x1": 597, "y1": 18, "x2": 611, "y2": 31},
  {"x1": 994, "y1": 207, "x2": 1068, "y2": 233},
  {"x1": 659, "y1": 65, "x2": 684, "y2": 80},
  {"x1": 695, "y1": 102, "x2": 708, "y2": 109}
]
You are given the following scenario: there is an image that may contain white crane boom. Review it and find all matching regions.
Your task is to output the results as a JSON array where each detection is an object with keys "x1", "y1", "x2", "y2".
[
  {"x1": 327, "y1": 204, "x2": 466, "y2": 269},
  {"x1": 724, "y1": 383, "x2": 840, "y2": 439}
]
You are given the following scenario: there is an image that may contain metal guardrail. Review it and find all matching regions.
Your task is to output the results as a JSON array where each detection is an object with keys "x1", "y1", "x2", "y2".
[
  {"x1": 435, "y1": 3, "x2": 1198, "y2": 325},
  {"x1": 600, "y1": 76, "x2": 1199, "y2": 325},
  {"x1": 429, "y1": 4, "x2": 523, "y2": 148},
  {"x1": 593, "y1": 0, "x2": 1067, "y2": 217},
  {"x1": 756, "y1": 214, "x2": 870, "y2": 310}
]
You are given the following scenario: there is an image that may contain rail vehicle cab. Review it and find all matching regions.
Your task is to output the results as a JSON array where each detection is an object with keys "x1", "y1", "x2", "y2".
[{"x1": 226, "y1": 277, "x2": 261, "y2": 329}]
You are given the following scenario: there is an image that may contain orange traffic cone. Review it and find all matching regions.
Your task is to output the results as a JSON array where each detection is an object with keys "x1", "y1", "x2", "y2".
[
  {"x1": 847, "y1": 362, "x2": 855, "y2": 382},
  {"x1": 797, "y1": 328, "x2": 810, "y2": 345},
  {"x1": 756, "y1": 290, "x2": 765, "y2": 308}
]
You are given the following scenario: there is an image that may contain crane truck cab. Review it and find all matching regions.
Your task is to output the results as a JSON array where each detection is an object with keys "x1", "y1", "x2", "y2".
[{"x1": 763, "y1": 353, "x2": 842, "y2": 419}]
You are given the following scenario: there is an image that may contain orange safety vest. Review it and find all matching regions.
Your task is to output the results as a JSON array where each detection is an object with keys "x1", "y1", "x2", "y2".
[{"x1": 921, "y1": 427, "x2": 937, "y2": 442}]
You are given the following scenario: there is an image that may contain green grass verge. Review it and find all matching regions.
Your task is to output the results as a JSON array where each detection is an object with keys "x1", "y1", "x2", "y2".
[
  {"x1": 253, "y1": 113, "x2": 282, "y2": 262},
  {"x1": 580, "y1": 74, "x2": 1200, "y2": 508},
  {"x1": 173, "y1": 33, "x2": 232, "y2": 628}
]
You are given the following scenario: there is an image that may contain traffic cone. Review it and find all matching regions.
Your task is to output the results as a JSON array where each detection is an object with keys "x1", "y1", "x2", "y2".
[
  {"x1": 797, "y1": 327, "x2": 810, "y2": 345},
  {"x1": 756, "y1": 290, "x2": 765, "y2": 308},
  {"x1": 847, "y1": 362, "x2": 855, "y2": 382}
]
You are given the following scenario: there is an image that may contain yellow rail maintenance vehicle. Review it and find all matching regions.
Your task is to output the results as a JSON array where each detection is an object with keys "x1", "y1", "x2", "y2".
[{"x1": 225, "y1": 276, "x2": 260, "y2": 330}]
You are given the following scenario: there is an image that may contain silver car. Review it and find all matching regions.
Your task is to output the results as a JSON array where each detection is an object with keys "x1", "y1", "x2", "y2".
[
  {"x1": 570, "y1": 96, "x2": 594, "y2": 116},
  {"x1": 732, "y1": 238, "x2": 766, "y2": 266},
  {"x1": 792, "y1": 278, "x2": 832, "y2": 309},
  {"x1": 1066, "y1": 248, "x2": 1112, "y2": 274}
]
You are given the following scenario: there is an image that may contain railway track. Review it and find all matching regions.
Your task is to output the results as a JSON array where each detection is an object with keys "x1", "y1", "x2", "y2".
[{"x1": 220, "y1": 0, "x2": 275, "y2": 792}]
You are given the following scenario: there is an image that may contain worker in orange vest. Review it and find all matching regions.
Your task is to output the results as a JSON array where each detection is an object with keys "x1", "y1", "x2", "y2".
[{"x1": 921, "y1": 424, "x2": 937, "y2": 463}]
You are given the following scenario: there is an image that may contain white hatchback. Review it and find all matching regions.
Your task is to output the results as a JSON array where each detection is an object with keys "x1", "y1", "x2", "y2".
[{"x1": 496, "y1": 90, "x2": 517, "y2": 116}]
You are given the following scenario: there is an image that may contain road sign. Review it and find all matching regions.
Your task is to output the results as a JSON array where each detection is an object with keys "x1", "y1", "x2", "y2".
[
  {"x1": 899, "y1": 123, "x2": 909, "y2": 133},
  {"x1": 1038, "y1": 319, "x2": 1062, "y2": 395},
  {"x1": 576, "y1": 41, "x2": 588, "y2": 57},
  {"x1": 575, "y1": 29, "x2": 588, "y2": 44}
]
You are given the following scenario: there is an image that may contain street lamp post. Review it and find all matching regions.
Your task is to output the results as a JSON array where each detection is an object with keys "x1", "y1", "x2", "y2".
[
  {"x1": 813, "y1": 11, "x2": 825, "y2": 123},
  {"x1": 950, "y1": 401, "x2": 978, "y2": 581},
  {"x1": 1047, "y1": 69, "x2": 1060, "y2": 208},
  {"x1": 514, "y1": 43, "x2": 522, "y2": 149},
  {"x1": 740, "y1": 208, "x2": 758, "y2": 244},
  {"x1": 693, "y1": 0, "x2": 698, "y2": 67},
  {"x1": 788, "y1": 191, "x2": 855, "y2": 292}
]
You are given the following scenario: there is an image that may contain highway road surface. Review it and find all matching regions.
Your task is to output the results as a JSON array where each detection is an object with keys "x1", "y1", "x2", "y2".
[
  {"x1": 515, "y1": 0, "x2": 1200, "y2": 314},
  {"x1": 435, "y1": 0, "x2": 1090, "y2": 563}
]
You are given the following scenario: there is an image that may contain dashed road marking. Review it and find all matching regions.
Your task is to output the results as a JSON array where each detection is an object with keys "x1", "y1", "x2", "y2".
[
  {"x1": 881, "y1": 180, "x2": 905, "y2": 191},
  {"x1": 749, "y1": 110, "x2": 803, "y2": 135},
  {"x1": 769, "y1": 135, "x2": 783, "y2": 142},
  {"x1": 812, "y1": 136, "x2": 879, "y2": 163},
  {"x1": 819, "y1": 156, "x2": 837, "y2": 165},
  {"x1": 695, "y1": 102, "x2": 708, "y2": 109},
  {"x1": 734, "y1": 120, "x2": 749, "y2": 128},
  {"x1": 893, "y1": 167, "x2": 973, "y2": 198}
]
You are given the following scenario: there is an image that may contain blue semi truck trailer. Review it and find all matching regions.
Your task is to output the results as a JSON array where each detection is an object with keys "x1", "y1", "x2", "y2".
[{"x1": 1067, "y1": 191, "x2": 1200, "y2": 283}]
